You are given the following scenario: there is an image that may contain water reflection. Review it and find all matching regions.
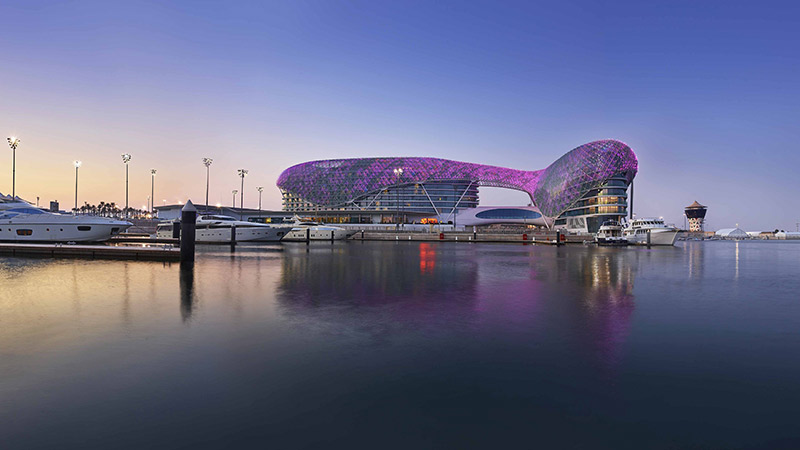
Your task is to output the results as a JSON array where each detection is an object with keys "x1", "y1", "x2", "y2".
[
  {"x1": 179, "y1": 265, "x2": 196, "y2": 322},
  {"x1": 275, "y1": 242, "x2": 637, "y2": 367}
]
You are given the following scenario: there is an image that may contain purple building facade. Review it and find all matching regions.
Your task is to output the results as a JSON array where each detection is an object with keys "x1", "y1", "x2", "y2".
[{"x1": 277, "y1": 139, "x2": 637, "y2": 231}]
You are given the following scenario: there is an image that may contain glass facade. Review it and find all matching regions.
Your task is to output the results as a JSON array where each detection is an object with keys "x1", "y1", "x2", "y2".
[
  {"x1": 282, "y1": 181, "x2": 478, "y2": 214},
  {"x1": 557, "y1": 175, "x2": 629, "y2": 233}
]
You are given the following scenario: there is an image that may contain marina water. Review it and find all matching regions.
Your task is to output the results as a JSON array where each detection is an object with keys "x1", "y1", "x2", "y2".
[{"x1": 2, "y1": 241, "x2": 800, "y2": 448}]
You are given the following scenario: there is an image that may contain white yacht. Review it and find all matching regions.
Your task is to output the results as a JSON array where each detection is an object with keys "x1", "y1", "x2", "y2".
[
  {"x1": 156, "y1": 214, "x2": 292, "y2": 243},
  {"x1": 623, "y1": 217, "x2": 679, "y2": 246},
  {"x1": 281, "y1": 216, "x2": 351, "y2": 241},
  {"x1": 0, "y1": 196, "x2": 131, "y2": 242},
  {"x1": 594, "y1": 220, "x2": 627, "y2": 246}
]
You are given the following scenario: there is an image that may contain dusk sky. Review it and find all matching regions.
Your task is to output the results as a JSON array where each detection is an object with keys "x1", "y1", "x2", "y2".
[{"x1": 1, "y1": 0, "x2": 798, "y2": 230}]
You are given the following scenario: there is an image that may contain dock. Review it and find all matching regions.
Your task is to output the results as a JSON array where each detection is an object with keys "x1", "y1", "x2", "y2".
[
  {"x1": 0, "y1": 242, "x2": 180, "y2": 261},
  {"x1": 110, "y1": 235, "x2": 179, "y2": 244},
  {"x1": 348, "y1": 231, "x2": 587, "y2": 244}
]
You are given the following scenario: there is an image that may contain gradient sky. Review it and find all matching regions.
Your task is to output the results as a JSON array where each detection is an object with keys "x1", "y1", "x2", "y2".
[{"x1": 1, "y1": 0, "x2": 798, "y2": 230}]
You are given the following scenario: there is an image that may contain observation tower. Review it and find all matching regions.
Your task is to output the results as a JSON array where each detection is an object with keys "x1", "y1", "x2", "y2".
[{"x1": 685, "y1": 201, "x2": 707, "y2": 232}]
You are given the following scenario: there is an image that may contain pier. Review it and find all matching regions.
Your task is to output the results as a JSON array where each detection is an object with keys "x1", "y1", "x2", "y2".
[
  {"x1": 348, "y1": 231, "x2": 581, "y2": 244},
  {"x1": 0, "y1": 242, "x2": 180, "y2": 261}
]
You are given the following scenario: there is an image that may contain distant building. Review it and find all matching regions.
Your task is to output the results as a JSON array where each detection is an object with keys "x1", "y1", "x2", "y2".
[
  {"x1": 684, "y1": 201, "x2": 707, "y2": 232},
  {"x1": 775, "y1": 231, "x2": 800, "y2": 240},
  {"x1": 716, "y1": 227, "x2": 748, "y2": 239}
]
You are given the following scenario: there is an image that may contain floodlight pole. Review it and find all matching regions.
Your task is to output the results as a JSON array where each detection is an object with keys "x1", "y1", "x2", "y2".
[
  {"x1": 150, "y1": 169, "x2": 157, "y2": 213},
  {"x1": 74, "y1": 161, "x2": 81, "y2": 213},
  {"x1": 7, "y1": 137, "x2": 20, "y2": 199},
  {"x1": 203, "y1": 158, "x2": 213, "y2": 211},
  {"x1": 238, "y1": 169, "x2": 248, "y2": 220},
  {"x1": 393, "y1": 168, "x2": 403, "y2": 230},
  {"x1": 121, "y1": 154, "x2": 132, "y2": 218}
]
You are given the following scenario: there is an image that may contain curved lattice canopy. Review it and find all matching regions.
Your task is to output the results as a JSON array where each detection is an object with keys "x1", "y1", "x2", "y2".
[{"x1": 277, "y1": 139, "x2": 637, "y2": 219}]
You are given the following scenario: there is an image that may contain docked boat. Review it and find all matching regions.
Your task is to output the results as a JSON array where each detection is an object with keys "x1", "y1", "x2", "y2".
[
  {"x1": 281, "y1": 216, "x2": 351, "y2": 241},
  {"x1": 0, "y1": 195, "x2": 131, "y2": 242},
  {"x1": 623, "y1": 217, "x2": 679, "y2": 246},
  {"x1": 156, "y1": 214, "x2": 292, "y2": 243},
  {"x1": 594, "y1": 220, "x2": 627, "y2": 246}
]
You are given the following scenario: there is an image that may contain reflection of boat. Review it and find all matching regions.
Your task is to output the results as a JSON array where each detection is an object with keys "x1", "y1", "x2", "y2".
[
  {"x1": 281, "y1": 216, "x2": 350, "y2": 241},
  {"x1": 156, "y1": 215, "x2": 292, "y2": 243},
  {"x1": 623, "y1": 217, "x2": 679, "y2": 246},
  {"x1": 0, "y1": 195, "x2": 131, "y2": 242},
  {"x1": 594, "y1": 220, "x2": 627, "y2": 246}
]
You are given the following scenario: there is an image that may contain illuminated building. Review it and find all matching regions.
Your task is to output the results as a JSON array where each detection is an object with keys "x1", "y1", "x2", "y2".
[{"x1": 277, "y1": 139, "x2": 637, "y2": 232}]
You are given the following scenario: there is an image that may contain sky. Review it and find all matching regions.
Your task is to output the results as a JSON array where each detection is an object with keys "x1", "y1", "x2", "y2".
[{"x1": 1, "y1": 0, "x2": 798, "y2": 230}]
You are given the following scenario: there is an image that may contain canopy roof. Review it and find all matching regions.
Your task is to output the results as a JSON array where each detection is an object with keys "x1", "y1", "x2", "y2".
[{"x1": 685, "y1": 200, "x2": 706, "y2": 209}]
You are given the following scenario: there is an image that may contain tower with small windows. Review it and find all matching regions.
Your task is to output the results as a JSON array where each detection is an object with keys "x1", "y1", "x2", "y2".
[{"x1": 685, "y1": 201, "x2": 707, "y2": 232}]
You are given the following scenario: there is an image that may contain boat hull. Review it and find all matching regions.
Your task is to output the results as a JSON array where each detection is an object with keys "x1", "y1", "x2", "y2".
[
  {"x1": 157, "y1": 226, "x2": 292, "y2": 243},
  {"x1": 626, "y1": 230, "x2": 679, "y2": 246},
  {"x1": 282, "y1": 227, "x2": 350, "y2": 241},
  {"x1": 0, "y1": 221, "x2": 131, "y2": 242},
  {"x1": 595, "y1": 237, "x2": 628, "y2": 246}
]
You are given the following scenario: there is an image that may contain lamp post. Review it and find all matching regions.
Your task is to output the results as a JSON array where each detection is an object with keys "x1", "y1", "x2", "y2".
[
  {"x1": 393, "y1": 168, "x2": 403, "y2": 229},
  {"x1": 232, "y1": 189, "x2": 238, "y2": 208},
  {"x1": 238, "y1": 169, "x2": 248, "y2": 219},
  {"x1": 121, "y1": 154, "x2": 132, "y2": 218},
  {"x1": 202, "y1": 158, "x2": 213, "y2": 211},
  {"x1": 150, "y1": 169, "x2": 157, "y2": 213},
  {"x1": 257, "y1": 186, "x2": 263, "y2": 211},
  {"x1": 73, "y1": 160, "x2": 81, "y2": 213},
  {"x1": 7, "y1": 137, "x2": 20, "y2": 199}
]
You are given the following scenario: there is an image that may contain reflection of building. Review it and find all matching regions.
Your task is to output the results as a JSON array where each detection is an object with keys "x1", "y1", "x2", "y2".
[
  {"x1": 684, "y1": 201, "x2": 707, "y2": 232},
  {"x1": 277, "y1": 140, "x2": 638, "y2": 233}
]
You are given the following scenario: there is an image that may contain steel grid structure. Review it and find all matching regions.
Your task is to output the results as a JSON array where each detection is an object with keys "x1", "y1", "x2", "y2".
[{"x1": 276, "y1": 139, "x2": 637, "y2": 222}]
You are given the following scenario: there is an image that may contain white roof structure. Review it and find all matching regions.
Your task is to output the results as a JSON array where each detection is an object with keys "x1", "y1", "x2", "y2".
[
  {"x1": 715, "y1": 227, "x2": 748, "y2": 239},
  {"x1": 776, "y1": 231, "x2": 800, "y2": 240}
]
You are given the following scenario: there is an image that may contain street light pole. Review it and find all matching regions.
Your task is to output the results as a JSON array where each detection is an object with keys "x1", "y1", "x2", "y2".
[
  {"x1": 7, "y1": 137, "x2": 20, "y2": 199},
  {"x1": 203, "y1": 158, "x2": 213, "y2": 211},
  {"x1": 121, "y1": 154, "x2": 131, "y2": 218},
  {"x1": 257, "y1": 186, "x2": 263, "y2": 211},
  {"x1": 238, "y1": 169, "x2": 248, "y2": 219},
  {"x1": 393, "y1": 168, "x2": 403, "y2": 229},
  {"x1": 150, "y1": 169, "x2": 157, "y2": 213},
  {"x1": 74, "y1": 160, "x2": 81, "y2": 213}
]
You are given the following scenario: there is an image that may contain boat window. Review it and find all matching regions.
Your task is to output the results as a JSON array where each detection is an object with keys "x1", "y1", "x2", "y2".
[
  {"x1": 77, "y1": 226, "x2": 92, "y2": 231},
  {"x1": 16, "y1": 229, "x2": 33, "y2": 236}
]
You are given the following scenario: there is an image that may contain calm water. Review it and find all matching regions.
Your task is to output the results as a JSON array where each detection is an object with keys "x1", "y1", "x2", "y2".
[{"x1": 2, "y1": 241, "x2": 800, "y2": 449}]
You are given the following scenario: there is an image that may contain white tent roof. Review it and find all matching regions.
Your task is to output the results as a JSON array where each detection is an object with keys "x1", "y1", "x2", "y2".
[{"x1": 716, "y1": 227, "x2": 748, "y2": 237}]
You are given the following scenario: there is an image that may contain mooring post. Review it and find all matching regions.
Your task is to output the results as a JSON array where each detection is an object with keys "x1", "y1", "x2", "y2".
[
  {"x1": 172, "y1": 221, "x2": 181, "y2": 239},
  {"x1": 646, "y1": 229, "x2": 651, "y2": 247},
  {"x1": 230, "y1": 224, "x2": 237, "y2": 251},
  {"x1": 556, "y1": 229, "x2": 562, "y2": 246},
  {"x1": 180, "y1": 200, "x2": 197, "y2": 265},
  {"x1": 306, "y1": 227, "x2": 310, "y2": 244}
]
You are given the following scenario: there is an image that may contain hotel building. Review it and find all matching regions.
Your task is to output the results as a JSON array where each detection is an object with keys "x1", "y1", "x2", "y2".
[{"x1": 277, "y1": 139, "x2": 638, "y2": 233}]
